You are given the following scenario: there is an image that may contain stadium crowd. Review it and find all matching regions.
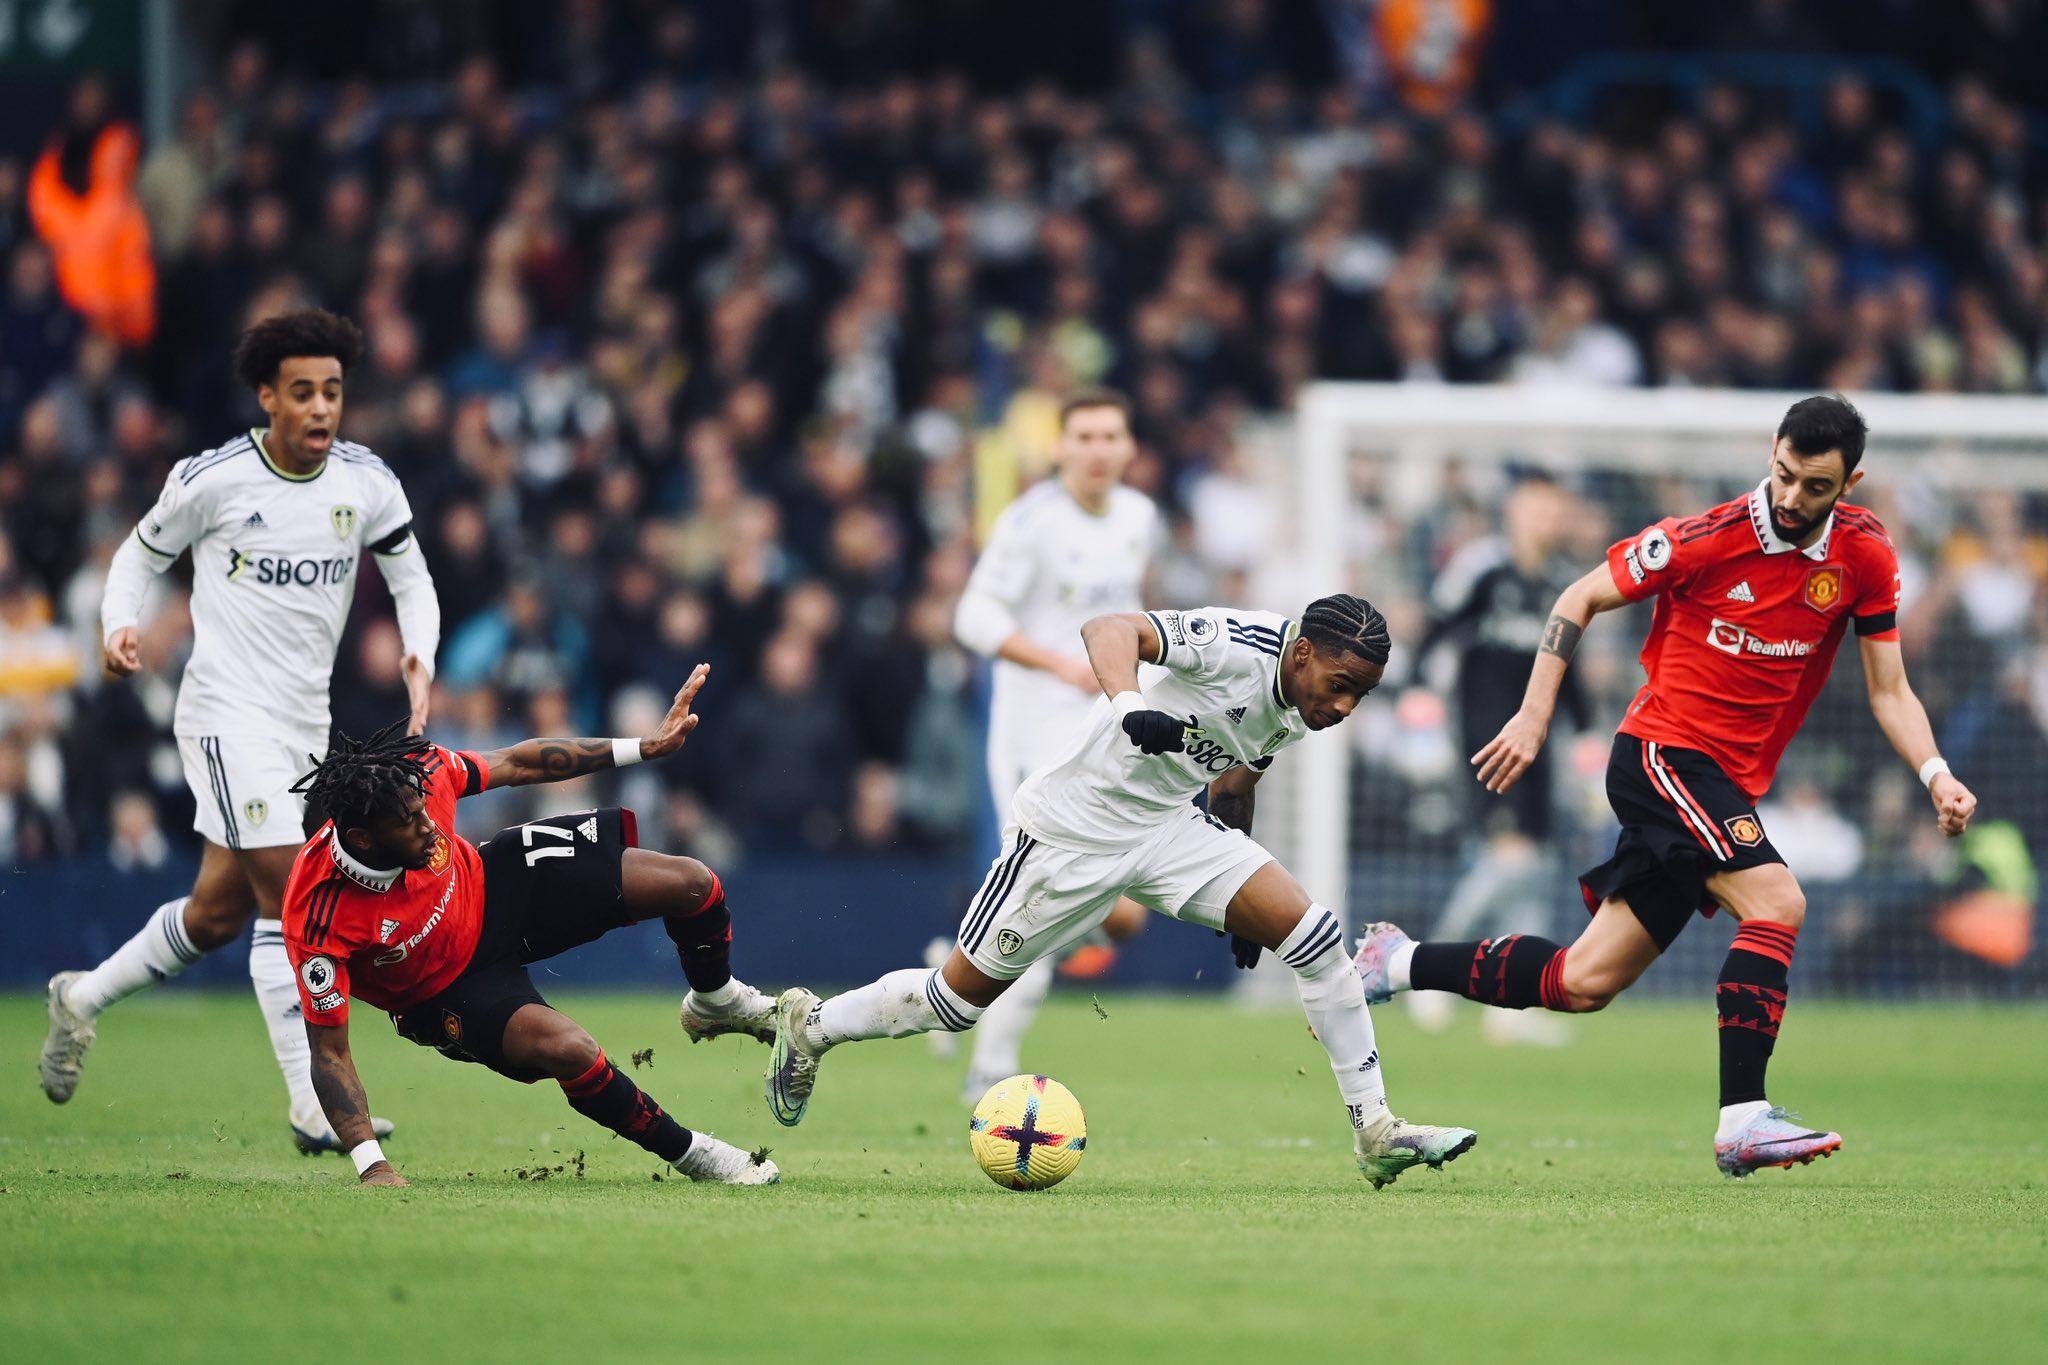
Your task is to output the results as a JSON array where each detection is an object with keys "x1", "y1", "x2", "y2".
[{"x1": 1, "y1": 0, "x2": 2044, "y2": 966}]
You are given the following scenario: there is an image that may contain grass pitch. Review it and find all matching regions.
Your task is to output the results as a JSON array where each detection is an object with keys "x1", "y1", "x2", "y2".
[{"x1": 2, "y1": 990, "x2": 2042, "y2": 1363}]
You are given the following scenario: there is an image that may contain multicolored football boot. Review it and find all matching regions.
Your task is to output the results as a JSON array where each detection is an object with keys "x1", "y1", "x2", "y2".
[{"x1": 1715, "y1": 1107, "x2": 1841, "y2": 1177}]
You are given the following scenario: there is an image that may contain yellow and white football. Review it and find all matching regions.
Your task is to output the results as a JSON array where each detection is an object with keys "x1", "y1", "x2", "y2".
[{"x1": 968, "y1": 1074, "x2": 1087, "y2": 1191}]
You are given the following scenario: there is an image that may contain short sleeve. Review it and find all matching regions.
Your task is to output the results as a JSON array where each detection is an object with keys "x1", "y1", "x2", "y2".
[
  {"x1": 133, "y1": 462, "x2": 212, "y2": 560},
  {"x1": 1145, "y1": 606, "x2": 1268, "y2": 683},
  {"x1": 285, "y1": 913, "x2": 351, "y2": 1026},
  {"x1": 1605, "y1": 517, "x2": 1690, "y2": 603},
  {"x1": 1852, "y1": 539, "x2": 1902, "y2": 640},
  {"x1": 965, "y1": 502, "x2": 1037, "y2": 605},
  {"x1": 365, "y1": 477, "x2": 418, "y2": 557},
  {"x1": 452, "y1": 747, "x2": 490, "y2": 797}
]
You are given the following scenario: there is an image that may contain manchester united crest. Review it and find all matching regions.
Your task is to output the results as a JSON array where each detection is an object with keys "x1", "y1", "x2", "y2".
[
  {"x1": 441, "y1": 1010, "x2": 463, "y2": 1044},
  {"x1": 1725, "y1": 814, "x2": 1765, "y2": 847},
  {"x1": 1804, "y1": 566, "x2": 1843, "y2": 612},
  {"x1": 427, "y1": 833, "x2": 451, "y2": 874}
]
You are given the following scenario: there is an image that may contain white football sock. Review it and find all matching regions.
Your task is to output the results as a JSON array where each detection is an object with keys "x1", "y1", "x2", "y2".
[
  {"x1": 68, "y1": 898, "x2": 200, "y2": 1018},
  {"x1": 1388, "y1": 939, "x2": 1418, "y2": 993},
  {"x1": 249, "y1": 919, "x2": 323, "y2": 1130},
  {"x1": 967, "y1": 955, "x2": 1054, "y2": 1080},
  {"x1": 1280, "y1": 905, "x2": 1389, "y2": 1120},
  {"x1": 812, "y1": 968, "x2": 984, "y2": 1049},
  {"x1": 1717, "y1": 1099, "x2": 1772, "y2": 1142}
]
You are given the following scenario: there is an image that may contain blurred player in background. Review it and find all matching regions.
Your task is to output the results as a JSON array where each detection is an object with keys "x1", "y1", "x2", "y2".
[
  {"x1": 1406, "y1": 475, "x2": 1584, "y2": 1045},
  {"x1": 1357, "y1": 397, "x2": 1979, "y2": 1176},
  {"x1": 39, "y1": 309, "x2": 439, "y2": 1153},
  {"x1": 285, "y1": 666, "x2": 777, "y2": 1188},
  {"x1": 946, "y1": 390, "x2": 1158, "y2": 1098},
  {"x1": 770, "y1": 596, "x2": 1479, "y2": 1188}
]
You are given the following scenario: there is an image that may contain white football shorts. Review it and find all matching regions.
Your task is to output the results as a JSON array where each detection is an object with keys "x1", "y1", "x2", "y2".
[
  {"x1": 956, "y1": 806, "x2": 1276, "y2": 980},
  {"x1": 177, "y1": 726, "x2": 326, "y2": 851}
]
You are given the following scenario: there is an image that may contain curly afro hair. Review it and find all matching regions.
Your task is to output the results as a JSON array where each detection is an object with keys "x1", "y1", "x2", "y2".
[{"x1": 233, "y1": 308, "x2": 365, "y2": 392}]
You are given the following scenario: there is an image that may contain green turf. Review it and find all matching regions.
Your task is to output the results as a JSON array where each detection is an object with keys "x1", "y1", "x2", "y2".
[{"x1": 2, "y1": 990, "x2": 2042, "y2": 1363}]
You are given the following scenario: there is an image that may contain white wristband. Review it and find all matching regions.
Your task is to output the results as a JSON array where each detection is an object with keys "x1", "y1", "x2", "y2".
[
  {"x1": 349, "y1": 1139, "x2": 387, "y2": 1176},
  {"x1": 612, "y1": 738, "x2": 643, "y2": 767},
  {"x1": 1110, "y1": 691, "x2": 1147, "y2": 721},
  {"x1": 1918, "y1": 757, "x2": 1950, "y2": 788}
]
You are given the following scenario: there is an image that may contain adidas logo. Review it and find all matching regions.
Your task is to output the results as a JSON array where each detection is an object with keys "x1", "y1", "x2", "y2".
[
  {"x1": 1726, "y1": 580, "x2": 1755, "y2": 603},
  {"x1": 577, "y1": 816, "x2": 598, "y2": 842},
  {"x1": 243, "y1": 511, "x2": 267, "y2": 528},
  {"x1": 378, "y1": 918, "x2": 400, "y2": 942},
  {"x1": 1225, "y1": 706, "x2": 1247, "y2": 724}
]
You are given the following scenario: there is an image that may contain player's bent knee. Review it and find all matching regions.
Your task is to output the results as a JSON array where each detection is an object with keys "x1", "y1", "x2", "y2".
[
  {"x1": 1745, "y1": 894, "x2": 1806, "y2": 929},
  {"x1": 536, "y1": 1025, "x2": 603, "y2": 1078},
  {"x1": 184, "y1": 900, "x2": 250, "y2": 952},
  {"x1": 1557, "y1": 964, "x2": 1621, "y2": 1013}
]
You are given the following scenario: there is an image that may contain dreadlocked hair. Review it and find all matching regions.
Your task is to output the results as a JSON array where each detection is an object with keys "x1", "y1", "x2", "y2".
[
  {"x1": 1299, "y1": 594, "x2": 1392, "y2": 666},
  {"x1": 291, "y1": 719, "x2": 433, "y2": 836}
]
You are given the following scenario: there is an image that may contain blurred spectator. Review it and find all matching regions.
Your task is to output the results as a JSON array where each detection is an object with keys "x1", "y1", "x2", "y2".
[
  {"x1": 1, "y1": 11, "x2": 2046, "y2": 909},
  {"x1": 26, "y1": 80, "x2": 155, "y2": 347}
]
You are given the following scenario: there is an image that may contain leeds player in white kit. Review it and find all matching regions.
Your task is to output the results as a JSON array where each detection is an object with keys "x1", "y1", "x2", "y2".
[
  {"x1": 768, "y1": 595, "x2": 1479, "y2": 1186},
  {"x1": 39, "y1": 310, "x2": 439, "y2": 1152},
  {"x1": 949, "y1": 390, "x2": 1157, "y2": 1098}
]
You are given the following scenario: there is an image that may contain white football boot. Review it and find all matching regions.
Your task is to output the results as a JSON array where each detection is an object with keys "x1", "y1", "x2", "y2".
[
  {"x1": 680, "y1": 980, "x2": 778, "y2": 1044},
  {"x1": 38, "y1": 972, "x2": 95, "y2": 1103},
  {"x1": 674, "y1": 1133, "x2": 781, "y2": 1185}
]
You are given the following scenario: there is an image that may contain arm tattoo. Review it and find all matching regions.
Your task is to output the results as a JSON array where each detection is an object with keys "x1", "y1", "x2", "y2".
[
  {"x1": 523, "y1": 738, "x2": 613, "y2": 785},
  {"x1": 308, "y1": 1039, "x2": 375, "y2": 1150},
  {"x1": 1538, "y1": 615, "x2": 1583, "y2": 662},
  {"x1": 1209, "y1": 788, "x2": 1256, "y2": 836}
]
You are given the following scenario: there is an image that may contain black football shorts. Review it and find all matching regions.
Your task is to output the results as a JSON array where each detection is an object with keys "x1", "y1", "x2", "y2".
[
  {"x1": 1578, "y1": 736, "x2": 1784, "y2": 951},
  {"x1": 392, "y1": 807, "x2": 639, "y2": 1081}
]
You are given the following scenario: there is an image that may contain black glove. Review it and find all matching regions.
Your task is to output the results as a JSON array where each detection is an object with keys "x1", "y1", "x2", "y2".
[
  {"x1": 1121, "y1": 709, "x2": 1193, "y2": 755},
  {"x1": 1212, "y1": 929, "x2": 1263, "y2": 969}
]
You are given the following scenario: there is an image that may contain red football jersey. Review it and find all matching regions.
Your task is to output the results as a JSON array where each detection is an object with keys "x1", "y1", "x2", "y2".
[
  {"x1": 1604, "y1": 483, "x2": 1900, "y2": 801},
  {"x1": 283, "y1": 745, "x2": 492, "y2": 1027}
]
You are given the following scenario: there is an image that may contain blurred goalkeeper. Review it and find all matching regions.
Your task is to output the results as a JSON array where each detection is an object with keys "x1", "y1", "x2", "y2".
[
  {"x1": 283, "y1": 666, "x2": 779, "y2": 1187},
  {"x1": 1405, "y1": 475, "x2": 1585, "y2": 1045},
  {"x1": 1356, "y1": 396, "x2": 1979, "y2": 1177}
]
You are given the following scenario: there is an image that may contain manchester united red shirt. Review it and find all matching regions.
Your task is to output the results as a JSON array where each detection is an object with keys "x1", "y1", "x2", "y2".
[
  {"x1": 283, "y1": 745, "x2": 492, "y2": 1026},
  {"x1": 1604, "y1": 481, "x2": 1900, "y2": 801}
]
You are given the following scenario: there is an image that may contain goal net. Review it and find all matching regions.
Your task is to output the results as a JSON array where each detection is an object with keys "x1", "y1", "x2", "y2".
[{"x1": 1242, "y1": 383, "x2": 2048, "y2": 999}]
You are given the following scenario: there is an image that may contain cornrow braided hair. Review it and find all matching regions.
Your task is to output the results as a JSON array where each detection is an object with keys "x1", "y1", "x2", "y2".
[
  {"x1": 1298, "y1": 594, "x2": 1392, "y2": 666},
  {"x1": 291, "y1": 719, "x2": 433, "y2": 837}
]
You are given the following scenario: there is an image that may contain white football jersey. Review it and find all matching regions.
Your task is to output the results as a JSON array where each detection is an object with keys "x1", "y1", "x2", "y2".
[
  {"x1": 967, "y1": 480, "x2": 1159, "y2": 738},
  {"x1": 130, "y1": 431, "x2": 420, "y2": 742},
  {"x1": 1012, "y1": 606, "x2": 1310, "y2": 852}
]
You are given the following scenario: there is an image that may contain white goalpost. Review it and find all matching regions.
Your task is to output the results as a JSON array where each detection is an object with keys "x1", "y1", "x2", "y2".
[{"x1": 1272, "y1": 381, "x2": 2048, "y2": 944}]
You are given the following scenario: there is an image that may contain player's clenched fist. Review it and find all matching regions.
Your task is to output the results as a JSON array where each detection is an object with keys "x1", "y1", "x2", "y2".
[
  {"x1": 1929, "y1": 772, "x2": 1977, "y2": 837},
  {"x1": 1472, "y1": 708, "x2": 1549, "y2": 793},
  {"x1": 1120, "y1": 709, "x2": 1192, "y2": 755}
]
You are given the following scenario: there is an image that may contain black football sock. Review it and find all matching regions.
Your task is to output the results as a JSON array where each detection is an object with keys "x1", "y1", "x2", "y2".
[
  {"x1": 559, "y1": 1049, "x2": 693, "y2": 1161},
  {"x1": 1410, "y1": 936, "x2": 1570, "y2": 1010},
  {"x1": 1717, "y1": 921, "x2": 1797, "y2": 1107},
  {"x1": 662, "y1": 869, "x2": 733, "y2": 993}
]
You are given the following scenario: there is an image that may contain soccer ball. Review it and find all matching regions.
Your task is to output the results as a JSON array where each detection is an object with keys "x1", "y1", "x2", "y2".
[{"x1": 969, "y1": 1074, "x2": 1087, "y2": 1191}]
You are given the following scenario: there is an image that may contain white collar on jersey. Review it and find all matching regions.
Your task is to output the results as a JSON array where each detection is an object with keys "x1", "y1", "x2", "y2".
[
  {"x1": 330, "y1": 828, "x2": 401, "y2": 892},
  {"x1": 1746, "y1": 479, "x2": 1833, "y2": 560}
]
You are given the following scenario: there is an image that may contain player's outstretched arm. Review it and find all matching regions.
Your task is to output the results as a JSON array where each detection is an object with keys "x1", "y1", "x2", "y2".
[
  {"x1": 307, "y1": 1020, "x2": 406, "y2": 1187},
  {"x1": 473, "y1": 663, "x2": 709, "y2": 789},
  {"x1": 1473, "y1": 564, "x2": 1628, "y2": 793},
  {"x1": 1860, "y1": 636, "x2": 1977, "y2": 837}
]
